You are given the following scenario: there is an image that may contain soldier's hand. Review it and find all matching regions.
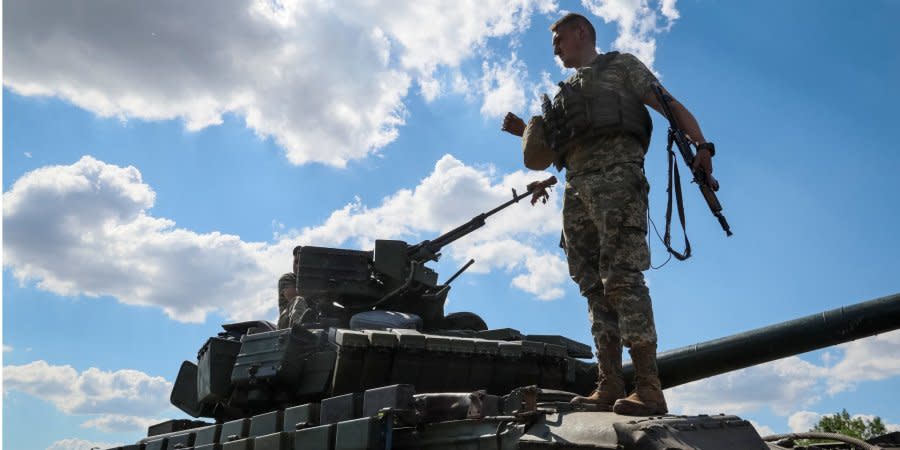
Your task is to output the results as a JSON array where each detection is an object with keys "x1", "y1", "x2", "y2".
[
  {"x1": 527, "y1": 179, "x2": 553, "y2": 205},
  {"x1": 692, "y1": 148, "x2": 719, "y2": 191},
  {"x1": 502, "y1": 112, "x2": 526, "y2": 137}
]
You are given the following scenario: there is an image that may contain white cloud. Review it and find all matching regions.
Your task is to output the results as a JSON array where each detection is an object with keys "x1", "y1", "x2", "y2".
[
  {"x1": 528, "y1": 71, "x2": 560, "y2": 116},
  {"x1": 4, "y1": 155, "x2": 567, "y2": 323},
  {"x1": 582, "y1": 0, "x2": 680, "y2": 70},
  {"x1": 3, "y1": 156, "x2": 276, "y2": 322},
  {"x1": 47, "y1": 438, "x2": 123, "y2": 450},
  {"x1": 24, "y1": 152, "x2": 33, "y2": 158},
  {"x1": 451, "y1": 70, "x2": 475, "y2": 99},
  {"x1": 826, "y1": 330, "x2": 900, "y2": 394},
  {"x1": 3, "y1": 360, "x2": 172, "y2": 416},
  {"x1": 666, "y1": 357, "x2": 827, "y2": 416},
  {"x1": 3, "y1": 345, "x2": 12, "y2": 353},
  {"x1": 360, "y1": 0, "x2": 553, "y2": 73},
  {"x1": 81, "y1": 414, "x2": 164, "y2": 433},
  {"x1": 480, "y1": 53, "x2": 528, "y2": 119},
  {"x1": 857, "y1": 415, "x2": 900, "y2": 433},
  {"x1": 788, "y1": 411, "x2": 822, "y2": 433},
  {"x1": 419, "y1": 73, "x2": 443, "y2": 102},
  {"x1": 5, "y1": 1, "x2": 558, "y2": 167},
  {"x1": 5, "y1": 2, "x2": 685, "y2": 163},
  {"x1": 750, "y1": 420, "x2": 776, "y2": 438},
  {"x1": 666, "y1": 330, "x2": 900, "y2": 421}
]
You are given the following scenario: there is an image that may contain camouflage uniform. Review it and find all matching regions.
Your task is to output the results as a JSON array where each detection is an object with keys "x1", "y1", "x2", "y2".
[
  {"x1": 560, "y1": 53, "x2": 659, "y2": 350},
  {"x1": 277, "y1": 273, "x2": 296, "y2": 329},
  {"x1": 277, "y1": 272, "x2": 317, "y2": 329}
]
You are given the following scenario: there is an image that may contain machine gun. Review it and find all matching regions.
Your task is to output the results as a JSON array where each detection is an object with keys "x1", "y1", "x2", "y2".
[
  {"x1": 406, "y1": 176, "x2": 557, "y2": 263},
  {"x1": 293, "y1": 176, "x2": 558, "y2": 326}
]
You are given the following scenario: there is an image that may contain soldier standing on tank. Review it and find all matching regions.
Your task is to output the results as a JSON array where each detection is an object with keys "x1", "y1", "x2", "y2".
[{"x1": 502, "y1": 13, "x2": 718, "y2": 415}]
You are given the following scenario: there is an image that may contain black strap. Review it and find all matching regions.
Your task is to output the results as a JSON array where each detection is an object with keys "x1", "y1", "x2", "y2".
[{"x1": 664, "y1": 129, "x2": 692, "y2": 260}]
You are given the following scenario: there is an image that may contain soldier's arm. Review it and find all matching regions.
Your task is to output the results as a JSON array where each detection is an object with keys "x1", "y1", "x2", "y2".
[
  {"x1": 623, "y1": 52, "x2": 717, "y2": 187},
  {"x1": 642, "y1": 87, "x2": 707, "y2": 146},
  {"x1": 643, "y1": 86, "x2": 718, "y2": 190}
]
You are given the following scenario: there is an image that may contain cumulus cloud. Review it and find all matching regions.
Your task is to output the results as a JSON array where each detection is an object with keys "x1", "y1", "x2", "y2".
[
  {"x1": 751, "y1": 420, "x2": 776, "y2": 438},
  {"x1": 4, "y1": 361, "x2": 173, "y2": 434},
  {"x1": 480, "y1": 53, "x2": 529, "y2": 118},
  {"x1": 788, "y1": 411, "x2": 822, "y2": 433},
  {"x1": 666, "y1": 330, "x2": 900, "y2": 421},
  {"x1": 81, "y1": 414, "x2": 164, "y2": 433},
  {"x1": 4, "y1": 0, "x2": 559, "y2": 167},
  {"x1": 3, "y1": 360, "x2": 172, "y2": 416},
  {"x1": 3, "y1": 156, "x2": 275, "y2": 322},
  {"x1": 666, "y1": 357, "x2": 827, "y2": 416},
  {"x1": 4, "y1": 156, "x2": 567, "y2": 322},
  {"x1": 47, "y1": 438, "x2": 123, "y2": 450},
  {"x1": 528, "y1": 71, "x2": 560, "y2": 116},
  {"x1": 826, "y1": 330, "x2": 900, "y2": 394},
  {"x1": 582, "y1": 0, "x2": 680, "y2": 70},
  {"x1": 5, "y1": 2, "x2": 684, "y2": 165}
]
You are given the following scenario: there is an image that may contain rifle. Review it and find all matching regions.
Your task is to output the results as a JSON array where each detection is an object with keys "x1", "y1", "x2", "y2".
[
  {"x1": 651, "y1": 84, "x2": 732, "y2": 260},
  {"x1": 407, "y1": 176, "x2": 558, "y2": 263}
]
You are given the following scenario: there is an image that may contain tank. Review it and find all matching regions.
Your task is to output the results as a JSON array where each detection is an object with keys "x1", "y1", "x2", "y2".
[{"x1": 103, "y1": 178, "x2": 900, "y2": 450}]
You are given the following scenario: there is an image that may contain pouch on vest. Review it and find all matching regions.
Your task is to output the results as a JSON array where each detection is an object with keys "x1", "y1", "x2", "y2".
[{"x1": 522, "y1": 115, "x2": 554, "y2": 170}]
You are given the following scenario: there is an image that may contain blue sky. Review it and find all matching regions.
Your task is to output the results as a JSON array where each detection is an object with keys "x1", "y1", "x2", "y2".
[{"x1": 3, "y1": 1, "x2": 900, "y2": 449}]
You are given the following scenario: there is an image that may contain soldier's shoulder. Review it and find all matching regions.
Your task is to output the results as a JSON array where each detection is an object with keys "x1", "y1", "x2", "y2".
[{"x1": 614, "y1": 52, "x2": 650, "y2": 68}]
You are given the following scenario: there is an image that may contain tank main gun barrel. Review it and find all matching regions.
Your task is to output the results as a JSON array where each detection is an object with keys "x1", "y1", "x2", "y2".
[{"x1": 623, "y1": 292, "x2": 900, "y2": 389}]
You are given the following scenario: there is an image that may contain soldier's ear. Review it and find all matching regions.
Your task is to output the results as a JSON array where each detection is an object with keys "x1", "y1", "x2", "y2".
[{"x1": 575, "y1": 23, "x2": 586, "y2": 41}]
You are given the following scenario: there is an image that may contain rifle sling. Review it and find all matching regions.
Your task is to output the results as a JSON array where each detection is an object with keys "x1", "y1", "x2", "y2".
[{"x1": 664, "y1": 130, "x2": 692, "y2": 261}]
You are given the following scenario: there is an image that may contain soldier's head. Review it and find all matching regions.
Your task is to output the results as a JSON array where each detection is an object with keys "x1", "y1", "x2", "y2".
[
  {"x1": 550, "y1": 13, "x2": 597, "y2": 68},
  {"x1": 279, "y1": 272, "x2": 298, "y2": 300}
]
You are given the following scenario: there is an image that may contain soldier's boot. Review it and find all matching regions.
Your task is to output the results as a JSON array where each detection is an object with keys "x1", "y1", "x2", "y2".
[
  {"x1": 613, "y1": 343, "x2": 668, "y2": 416},
  {"x1": 571, "y1": 340, "x2": 625, "y2": 410}
]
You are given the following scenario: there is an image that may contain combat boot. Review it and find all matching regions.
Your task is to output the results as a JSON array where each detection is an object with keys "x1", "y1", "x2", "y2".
[
  {"x1": 571, "y1": 340, "x2": 625, "y2": 410},
  {"x1": 613, "y1": 343, "x2": 668, "y2": 416}
]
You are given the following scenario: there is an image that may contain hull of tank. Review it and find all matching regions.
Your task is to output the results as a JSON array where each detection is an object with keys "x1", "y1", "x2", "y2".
[{"x1": 131, "y1": 387, "x2": 775, "y2": 450}]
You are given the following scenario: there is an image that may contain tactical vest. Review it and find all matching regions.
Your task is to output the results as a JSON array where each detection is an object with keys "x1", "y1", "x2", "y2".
[{"x1": 542, "y1": 52, "x2": 653, "y2": 170}]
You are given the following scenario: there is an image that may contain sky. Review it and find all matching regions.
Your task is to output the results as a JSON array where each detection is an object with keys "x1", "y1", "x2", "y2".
[{"x1": 2, "y1": 0, "x2": 900, "y2": 449}]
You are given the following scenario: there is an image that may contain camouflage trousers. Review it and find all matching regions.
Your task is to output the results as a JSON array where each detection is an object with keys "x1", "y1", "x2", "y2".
[{"x1": 562, "y1": 162, "x2": 657, "y2": 349}]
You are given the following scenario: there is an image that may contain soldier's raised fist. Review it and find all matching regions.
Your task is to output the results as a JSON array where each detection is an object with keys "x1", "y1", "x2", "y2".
[{"x1": 501, "y1": 112, "x2": 526, "y2": 137}]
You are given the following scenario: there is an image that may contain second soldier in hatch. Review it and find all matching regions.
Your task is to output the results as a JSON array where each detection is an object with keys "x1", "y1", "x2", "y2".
[
  {"x1": 277, "y1": 247, "x2": 315, "y2": 329},
  {"x1": 276, "y1": 249, "x2": 302, "y2": 329},
  {"x1": 502, "y1": 13, "x2": 718, "y2": 415}
]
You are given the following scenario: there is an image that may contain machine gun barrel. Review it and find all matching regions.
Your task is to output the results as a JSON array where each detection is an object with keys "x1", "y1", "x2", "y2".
[
  {"x1": 407, "y1": 176, "x2": 557, "y2": 262},
  {"x1": 622, "y1": 292, "x2": 900, "y2": 390}
]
